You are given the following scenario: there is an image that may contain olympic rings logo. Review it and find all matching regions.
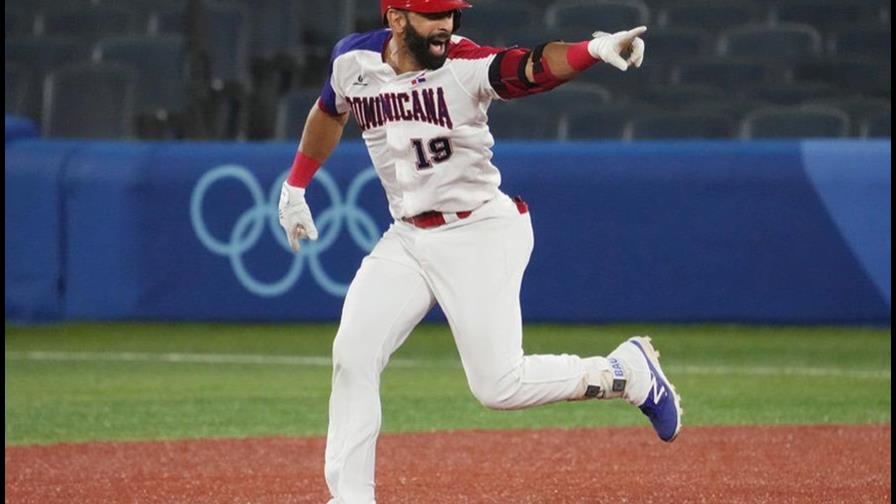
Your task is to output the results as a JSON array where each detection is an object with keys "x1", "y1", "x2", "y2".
[{"x1": 190, "y1": 164, "x2": 381, "y2": 297}]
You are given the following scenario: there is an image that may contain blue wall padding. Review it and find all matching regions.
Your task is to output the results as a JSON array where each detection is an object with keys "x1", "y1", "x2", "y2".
[
  {"x1": 800, "y1": 141, "x2": 891, "y2": 307},
  {"x1": 61, "y1": 141, "x2": 388, "y2": 320},
  {"x1": 5, "y1": 116, "x2": 38, "y2": 143},
  {"x1": 498, "y1": 141, "x2": 890, "y2": 323},
  {"x1": 5, "y1": 140, "x2": 81, "y2": 321},
  {"x1": 4, "y1": 133, "x2": 891, "y2": 324}
]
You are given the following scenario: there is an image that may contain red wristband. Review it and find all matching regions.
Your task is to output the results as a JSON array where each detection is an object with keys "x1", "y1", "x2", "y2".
[
  {"x1": 287, "y1": 151, "x2": 321, "y2": 188},
  {"x1": 567, "y1": 40, "x2": 599, "y2": 72}
]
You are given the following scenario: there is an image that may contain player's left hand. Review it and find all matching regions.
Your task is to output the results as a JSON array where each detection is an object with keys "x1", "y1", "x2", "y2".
[
  {"x1": 278, "y1": 182, "x2": 319, "y2": 252},
  {"x1": 588, "y1": 26, "x2": 646, "y2": 71}
]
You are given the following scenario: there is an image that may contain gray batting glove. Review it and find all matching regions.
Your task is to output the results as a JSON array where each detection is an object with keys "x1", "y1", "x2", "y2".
[
  {"x1": 588, "y1": 26, "x2": 647, "y2": 71},
  {"x1": 278, "y1": 181, "x2": 319, "y2": 252}
]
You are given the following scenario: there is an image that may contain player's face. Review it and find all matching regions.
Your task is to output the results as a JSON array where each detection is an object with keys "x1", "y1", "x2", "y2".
[{"x1": 403, "y1": 11, "x2": 454, "y2": 70}]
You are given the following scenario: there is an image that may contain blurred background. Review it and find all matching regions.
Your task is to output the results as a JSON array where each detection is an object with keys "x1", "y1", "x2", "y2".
[
  {"x1": 4, "y1": 0, "x2": 892, "y2": 141},
  {"x1": 5, "y1": 0, "x2": 891, "y2": 326}
]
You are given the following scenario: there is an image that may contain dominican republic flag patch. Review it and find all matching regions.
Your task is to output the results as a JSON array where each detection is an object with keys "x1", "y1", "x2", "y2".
[{"x1": 411, "y1": 73, "x2": 427, "y2": 86}]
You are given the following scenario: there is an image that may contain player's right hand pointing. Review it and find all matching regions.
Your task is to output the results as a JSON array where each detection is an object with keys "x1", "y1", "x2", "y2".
[
  {"x1": 278, "y1": 181, "x2": 319, "y2": 252},
  {"x1": 588, "y1": 26, "x2": 647, "y2": 71}
]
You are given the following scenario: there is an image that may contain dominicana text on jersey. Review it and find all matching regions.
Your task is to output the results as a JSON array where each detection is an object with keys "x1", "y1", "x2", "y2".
[{"x1": 345, "y1": 84, "x2": 454, "y2": 131}]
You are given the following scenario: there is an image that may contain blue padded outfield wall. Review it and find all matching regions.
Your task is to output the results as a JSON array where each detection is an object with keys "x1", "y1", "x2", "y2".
[{"x1": 5, "y1": 118, "x2": 891, "y2": 324}]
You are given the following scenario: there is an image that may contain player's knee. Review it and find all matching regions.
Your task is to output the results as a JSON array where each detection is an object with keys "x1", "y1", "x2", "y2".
[
  {"x1": 331, "y1": 329, "x2": 381, "y2": 376},
  {"x1": 475, "y1": 393, "x2": 512, "y2": 410},
  {"x1": 469, "y1": 375, "x2": 523, "y2": 410}
]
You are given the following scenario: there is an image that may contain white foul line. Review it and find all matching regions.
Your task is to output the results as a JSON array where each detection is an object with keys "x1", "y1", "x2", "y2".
[
  {"x1": 3, "y1": 351, "x2": 434, "y2": 369},
  {"x1": 668, "y1": 364, "x2": 890, "y2": 380},
  {"x1": 4, "y1": 351, "x2": 891, "y2": 380}
]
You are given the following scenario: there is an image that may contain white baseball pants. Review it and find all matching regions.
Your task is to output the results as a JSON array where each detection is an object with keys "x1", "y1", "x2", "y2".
[{"x1": 325, "y1": 193, "x2": 591, "y2": 503}]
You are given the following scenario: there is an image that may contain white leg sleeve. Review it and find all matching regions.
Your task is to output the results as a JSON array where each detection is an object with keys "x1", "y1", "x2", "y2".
[
  {"x1": 325, "y1": 230, "x2": 434, "y2": 503},
  {"x1": 420, "y1": 198, "x2": 589, "y2": 410}
]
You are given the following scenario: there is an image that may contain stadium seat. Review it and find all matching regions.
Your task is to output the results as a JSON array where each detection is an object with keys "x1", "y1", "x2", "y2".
[
  {"x1": 200, "y1": 0, "x2": 251, "y2": 87},
  {"x1": 36, "y1": 6, "x2": 139, "y2": 44},
  {"x1": 803, "y1": 97, "x2": 891, "y2": 136},
  {"x1": 460, "y1": 3, "x2": 540, "y2": 46},
  {"x1": 6, "y1": 7, "x2": 29, "y2": 36},
  {"x1": 148, "y1": 3, "x2": 187, "y2": 35},
  {"x1": 6, "y1": 35, "x2": 87, "y2": 65},
  {"x1": 626, "y1": 110, "x2": 735, "y2": 139},
  {"x1": 793, "y1": 58, "x2": 891, "y2": 97},
  {"x1": 828, "y1": 24, "x2": 891, "y2": 59},
  {"x1": 643, "y1": 27, "x2": 712, "y2": 63},
  {"x1": 696, "y1": 99, "x2": 774, "y2": 126},
  {"x1": 526, "y1": 83, "x2": 612, "y2": 115},
  {"x1": 5, "y1": 62, "x2": 31, "y2": 116},
  {"x1": 563, "y1": 103, "x2": 635, "y2": 140},
  {"x1": 5, "y1": 36, "x2": 87, "y2": 122},
  {"x1": 641, "y1": 83, "x2": 726, "y2": 108},
  {"x1": 177, "y1": 1, "x2": 254, "y2": 140},
  {"x1": 244, "y1": 0, "x2": 310, "y2": 139},
  {"x1": 92, "y1": 35, "x2": 187, "y2": 113},
  {"x1": 717, "y1": 23, "x2": 822, "y2": 62},
  {"x1": 301, "y1": 0, "x2": 352, "y2": 49},
  {"x1": 771, "y1": 0, "x2": 883, "y2": 32},
  {"x1": 275, "y1": 88, "x2": 314, "y2": 140},
  {"x1": 657, "y1": 1, "x2": 761, "y2": 32},
  {"x1": 275, "y1": 88, "x2": 334, "y2": 140},
  {"x1": 739, "y1": 105, "x2": 850, "y2": 139},
  {"x1": 578, "y1": 58, "x2": 664, "y2": 99},
  {"x1": 500, "y1": 32, "x2": 554, "y2": 52},
  {"x1": 487, "y1": 101, "x2": 560, "y2": 140},
  {"x1": 96, "y1": 0, "x2": 184, "y2": 32},
  {"x1": 5, "y1": 36, "x2": 87, "y2": 75},
  {"x1": 246, "y1": 0, "x2": 304, "y2": 60},
  {"x1": 671, "y1": 58, "x2": 772, "y2": 91},
  {"x1": 860, "y1": 110, "x2": 890, "y2": 138},
  {"x1": 42, "y1": 62, "x2": 138, "y2": 139},
  {"x1": 7, "y1": 0, "x2": 92, "y2": 19},
  {"x1": 545, "y1": 0, "x2": 649, "y2": 41},
  {"x1": 354, "y1": 7, "x2": 384, "y2": 35},
  {"x1": 749, "y1": 82, "x2": 839, "y2": 105},
  {"x1": 876, "y1": 0, "x2": 891, "y2": 23}
]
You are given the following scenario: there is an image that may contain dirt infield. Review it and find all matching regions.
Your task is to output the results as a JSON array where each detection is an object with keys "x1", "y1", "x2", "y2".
[{"x1": 5, "y1": 424, "x2": 890, "y2": 503}]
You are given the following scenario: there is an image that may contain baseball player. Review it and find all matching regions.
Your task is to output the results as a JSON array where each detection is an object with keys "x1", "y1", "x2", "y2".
[{"x1": 278, "y1": 1, "x2": 681, "y2": 502}]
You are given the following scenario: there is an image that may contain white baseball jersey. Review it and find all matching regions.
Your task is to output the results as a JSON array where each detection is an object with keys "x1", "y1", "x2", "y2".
[{"x1": 319, "y1": 29, "x2": 508, "y2": 219}]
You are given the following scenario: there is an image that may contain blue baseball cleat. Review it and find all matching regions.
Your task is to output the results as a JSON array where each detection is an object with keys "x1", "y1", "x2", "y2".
[{"x1": 609, "y1": 336, "x2": 682, "y2": 442}]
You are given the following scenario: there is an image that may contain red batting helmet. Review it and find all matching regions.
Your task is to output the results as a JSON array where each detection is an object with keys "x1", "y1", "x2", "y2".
[{"x1": 380, "y1": 0, "x2": 472, "y2": 19}]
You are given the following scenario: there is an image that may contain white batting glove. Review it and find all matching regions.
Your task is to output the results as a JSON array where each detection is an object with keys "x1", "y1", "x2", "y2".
[
  {"x1": 278, "y1": 181, "x2": 319, "y2": 252},
  {"x1": 588, "y1": 26, "x2": 647, "y2": 71}
]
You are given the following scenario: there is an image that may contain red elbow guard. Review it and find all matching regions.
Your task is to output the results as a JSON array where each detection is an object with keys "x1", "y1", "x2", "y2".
[{"x1": 489, "y1": 43, "x2": 568, "y2": 100}]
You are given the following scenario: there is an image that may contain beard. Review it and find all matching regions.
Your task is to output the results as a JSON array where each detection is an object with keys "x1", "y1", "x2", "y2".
[{"x1": 404, "y1": 21, "x2": 451, "y2": 70}]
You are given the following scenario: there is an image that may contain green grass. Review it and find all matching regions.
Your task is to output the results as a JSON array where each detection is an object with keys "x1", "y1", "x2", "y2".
[{"x1": 5, "y1": 323, "x2": 891, "y2": 445}]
